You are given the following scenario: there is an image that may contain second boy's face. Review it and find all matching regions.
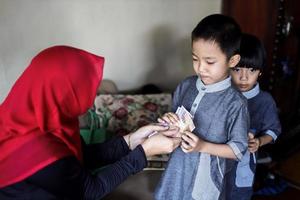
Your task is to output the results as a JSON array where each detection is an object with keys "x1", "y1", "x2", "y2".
[
  {"x1": 192, "y1": 39, "x2": 236, "y2": 85},
  {"x1": 230, "y1": 67, "x2": 261, "y2": 92}
]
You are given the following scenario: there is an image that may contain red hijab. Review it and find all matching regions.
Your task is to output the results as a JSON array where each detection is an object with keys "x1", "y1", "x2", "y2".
[{"x1": 0, "y1": 46, "x2": 104, "y2": 188}]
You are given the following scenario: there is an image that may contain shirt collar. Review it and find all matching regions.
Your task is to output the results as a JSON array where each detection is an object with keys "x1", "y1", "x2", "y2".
[
  {"x1": 196, "y1": 76, "x2": 231, "y2": 93},
  {"x1": 242, "y1": 83, "x2": 260, "y2": 99}
]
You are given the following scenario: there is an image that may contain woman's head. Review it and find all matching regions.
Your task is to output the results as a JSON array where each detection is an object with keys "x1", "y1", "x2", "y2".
[
  {"x1": 1, "y1": 46, "x2": 104, "y2": 135},
  {"x1": 0, "y1": 46, "x2": 105, "y2": 182},
  {"x1": 28, "y1": 46, "x2": 104, "y2": 117},
  {"x1": 191, "y1": 14, "x2": 241, "y2": 85}
]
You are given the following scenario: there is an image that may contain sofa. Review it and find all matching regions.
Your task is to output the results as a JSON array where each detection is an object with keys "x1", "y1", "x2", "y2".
[
  {"x1": 94, "y1": 93, "x2": 172, "y2": 136},
  {"x1": 80, "y1": 92, "x2": 172, "y2": 169}
]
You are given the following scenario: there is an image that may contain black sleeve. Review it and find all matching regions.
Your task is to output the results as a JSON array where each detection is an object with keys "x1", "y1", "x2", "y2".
[
  {"x1": 82, "y1": 145, "x2": 147, "y2": 199},
  {"x1": 27, "y1": 145, "x2": 147, "y2": 200},
  {"x1": 82, "y1": 136, "x2": 131, "y2": 169}
]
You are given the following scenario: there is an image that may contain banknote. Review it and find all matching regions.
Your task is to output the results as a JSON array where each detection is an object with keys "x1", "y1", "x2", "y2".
[{"x1": 175, "y1": 106, "x2": 195, "y2": 132}]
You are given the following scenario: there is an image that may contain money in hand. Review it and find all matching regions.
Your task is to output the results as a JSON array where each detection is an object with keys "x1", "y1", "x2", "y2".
[{"x1": 175, "y1": 106, "x2": 195, "y2": 132}]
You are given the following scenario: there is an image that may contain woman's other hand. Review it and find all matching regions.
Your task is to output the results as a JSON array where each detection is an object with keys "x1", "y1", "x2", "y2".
[
  {"x1": 124, "y1": 123, "x2": 179, "y2": 150},
  {"x1": 141, "y1": 133, "x2": 181, "y2": 157}
]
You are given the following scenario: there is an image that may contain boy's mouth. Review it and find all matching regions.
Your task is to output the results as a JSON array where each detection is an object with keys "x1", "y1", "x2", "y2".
[
  {"x1": 238, "y1": 84, "x2": 249, "y2": 89},
  {"x1": 199, "y1": 74, "x2": 209, "y2": 80}
]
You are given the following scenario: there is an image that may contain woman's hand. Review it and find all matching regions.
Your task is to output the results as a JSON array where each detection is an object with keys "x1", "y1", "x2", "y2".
[
  {"x1": 125, "y1": 123, "x2": 179, "y2": 150},
  {"x1": 248, "y1": 132, "x2": 260, "y2": 153},
  {"x1": 181, "y1": 131, "x2": 206, "y2": 153},
  {"x1": 141, "y1": 133, "x2": 181, "y2": 157}
]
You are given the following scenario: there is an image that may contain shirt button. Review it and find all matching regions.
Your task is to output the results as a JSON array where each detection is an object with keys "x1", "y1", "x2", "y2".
[
  {"x1": 193, "y1": 104, "x2": 197, "y2": 107},
  {"x1": 201, "y1": 87, "x2": 206, "y2": 91}
]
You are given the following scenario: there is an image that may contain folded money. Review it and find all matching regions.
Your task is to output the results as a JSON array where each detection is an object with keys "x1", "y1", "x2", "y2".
[{"x1": 175, "y1": 106, "x2": 195, "y2": 132}]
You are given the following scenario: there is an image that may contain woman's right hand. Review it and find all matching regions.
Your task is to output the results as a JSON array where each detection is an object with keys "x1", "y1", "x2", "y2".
[{"x1": 141, "y1": 132, "x2": 181, "y2": 157}]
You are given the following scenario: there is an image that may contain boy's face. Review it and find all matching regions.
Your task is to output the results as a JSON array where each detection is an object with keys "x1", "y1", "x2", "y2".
[
  {"x1": 230, "y1": 67, "x2": 261, "y2": 92},
  {"x1": 192, "y1": 39, "x2": 239, "y2": 85}
]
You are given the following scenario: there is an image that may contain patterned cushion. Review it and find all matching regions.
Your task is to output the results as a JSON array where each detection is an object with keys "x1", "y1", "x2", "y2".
[{"x1": 94, "y1": 94, "x2": 172, "y2": 136}]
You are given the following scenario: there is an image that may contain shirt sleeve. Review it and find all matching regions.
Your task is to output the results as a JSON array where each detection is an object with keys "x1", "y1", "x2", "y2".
[
  {"x1": 261, "y1": 97, "x2": 281, "y2": 141},
  {"x1": 82, "y1": 145, "x2": 147, "y2": 199},
  {"x1": 226, "y1": 104, "x2": 249, "y2": 161},
  {"x1": 27, "y1": 144, "x2": 147, "y2": 200},
  {"x1": 82, "y1": 136, "x2": 131, "y2": 169}
]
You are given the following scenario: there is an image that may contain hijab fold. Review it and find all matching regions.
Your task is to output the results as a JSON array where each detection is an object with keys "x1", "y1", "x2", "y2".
[{"x1": 0, "y1": 46, "x2": 104, "y2": 188}]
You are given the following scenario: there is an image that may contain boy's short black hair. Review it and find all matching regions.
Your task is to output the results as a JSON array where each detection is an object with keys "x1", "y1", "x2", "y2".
[
  {"x1": 192, "y1": 14, "x2": 241, "y2": 60},
  {"x1": 236, "y1": 33, "x2": 266, "y2": 70}
]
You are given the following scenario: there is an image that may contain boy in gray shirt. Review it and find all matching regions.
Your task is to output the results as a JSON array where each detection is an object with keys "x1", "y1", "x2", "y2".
[
  {"x1": 230, "y1": 33, "x2": 281, "y2": 200},
  {"x1": 155, "y1": 14, "x2": 249, "y2": 200}
]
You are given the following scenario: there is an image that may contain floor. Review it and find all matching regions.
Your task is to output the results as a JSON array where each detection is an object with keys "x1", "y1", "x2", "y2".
[
  {"x1": 252, "y1": 187, "x2": 300, "y2": 200},
  {"x1": 103, "y1": 170, "x2": 162, "y2": 200},
  {"x1": 103, "y1": 151, "x2": 300, "y2": 200},
  {"x1": 103, "y1": 170, "x2": 300, "y2": 200}
]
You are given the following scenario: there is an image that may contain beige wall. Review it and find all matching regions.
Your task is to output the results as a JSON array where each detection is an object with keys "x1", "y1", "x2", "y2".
[{"x1": 0, "y1": 0, "x2": 221, "y2": 102}]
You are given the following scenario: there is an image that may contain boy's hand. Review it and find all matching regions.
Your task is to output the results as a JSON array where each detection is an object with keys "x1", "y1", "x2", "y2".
[
  {"x1": 181, "y1": 131, "x2": 206, "y2": 153},
  {"x1": 158, "y1": 112, "x2": 180, "y2": 125},
  {"x1": 248, "y1": 132, "x2": 260, "y2": 153}
]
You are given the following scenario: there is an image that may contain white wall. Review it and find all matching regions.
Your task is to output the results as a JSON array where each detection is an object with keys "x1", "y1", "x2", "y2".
[{"x1": 0, "y1": 0, "x2": 221, "y2": 102}]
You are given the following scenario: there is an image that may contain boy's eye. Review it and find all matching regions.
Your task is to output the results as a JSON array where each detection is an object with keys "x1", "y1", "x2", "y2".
[
  {"x1": 192, "y1": 57, "x2": 198, "y2": 61},
  {"x1": 207, "y1": 61, "x2": 215, "y2": 65},
  {"x1": 232, "y1": 68, "x2": 240, "y2": 72},
  {"x1": 206, "y1": 60, "x2": 216, "y2": 65},
  {"x1": 249, "y1": 68, "x2": 257, "y2": 72}
]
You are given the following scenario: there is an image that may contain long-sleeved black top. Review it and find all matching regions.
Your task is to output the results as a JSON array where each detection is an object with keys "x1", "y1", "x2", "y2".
[{"x1": 0, "y1": 136, "x2": 148, "y2": 200}]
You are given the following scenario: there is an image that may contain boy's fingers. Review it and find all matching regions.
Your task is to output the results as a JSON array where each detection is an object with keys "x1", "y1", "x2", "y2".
[
  {"x1": 146, "y1": 123, "x2": 169, "y2": 131},
  {"x1": 169, "y1": 117, "x2": 178, "y2": 124},
  {"x1": 248, "y1": 132, "x2": 254, "y2": 139},
  {"x1": 182, "y1": 134, "x2": 193, "y2": 145},
  {"x1": 248, "y1": 140, "x2": 255, "y2": 145},
  {"x1": 181, "y1": 141, "x2": 191, "y2": 152},
  {"x1": 181, "y1": 141, "x2": 190, "y2": 148},
  {"x1": 248, "y1": 138, "x2": 256, "y2": 143},
  {"x1": 248, "y1": 142, "x2": 257, "y2": 147},
  {"x1": 161, "y1": 116, "x2": 172, "y2": 124},
  {"x1": 164, "y1": 112, "x2": 179, "y2": 123},
  {"x1": 183, "y1": 131, "x2": 197, "y2": 141},
  {"x1": 166, "y1": 112, "x2": 179, "y2": 120},
  {"x1": 158, "y1": 118, "x2": 166, "y2": 123},
  {"x1": 180, "y1": 145, "x2": 189, "y2": 153}
]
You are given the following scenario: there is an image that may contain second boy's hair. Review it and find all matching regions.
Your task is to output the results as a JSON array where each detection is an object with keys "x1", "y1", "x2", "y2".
[
  {"x1": 236, "y1": 33, "x2": 266, "y2": 70},
  {"x1": 192, "y1": 14, "x2": 241, "y2": 60}
]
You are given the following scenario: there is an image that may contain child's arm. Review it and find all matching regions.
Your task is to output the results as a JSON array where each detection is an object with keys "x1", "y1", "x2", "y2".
[
  {"x1": 181, "y1": 102, "x2": 249, "y2": 160},
  {"x1": 247, "y1": 93, "x2": 282, "y2": 153},
  {"x1": 181, "y1": 131, "x2": 237, "y2": 159}
]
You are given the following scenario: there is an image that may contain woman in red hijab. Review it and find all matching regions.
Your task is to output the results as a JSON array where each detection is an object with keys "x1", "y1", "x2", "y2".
[{"x1": 0, "y1": 46, "x2": 181, "y2": 199}]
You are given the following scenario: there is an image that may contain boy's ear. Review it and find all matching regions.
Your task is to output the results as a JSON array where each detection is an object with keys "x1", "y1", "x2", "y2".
[{"x1": 228, "y1": 54, "x2": 241, "y2": 68}]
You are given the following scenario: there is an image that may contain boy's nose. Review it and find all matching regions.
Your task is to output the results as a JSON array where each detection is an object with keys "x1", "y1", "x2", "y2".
[
  {"x1": 198, "y1": 62, "x2": 205, "y2": 72},
  {"x1": 240, "y1": 70, "x2": 248, "y2": 81}
]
